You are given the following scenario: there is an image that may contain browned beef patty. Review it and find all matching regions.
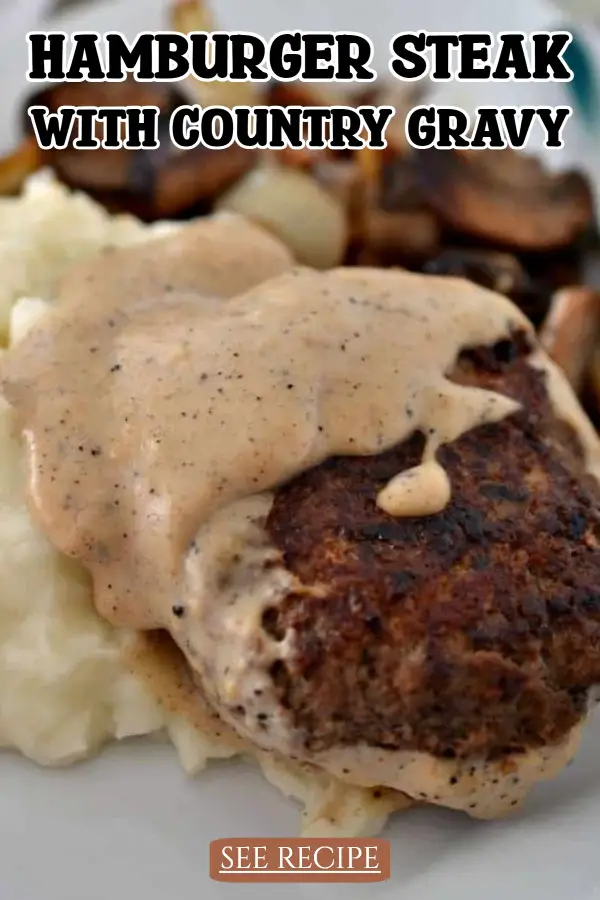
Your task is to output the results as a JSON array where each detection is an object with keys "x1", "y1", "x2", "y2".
[{"x1": 264, "y1": 335, "x2": 600, "y2": 761}]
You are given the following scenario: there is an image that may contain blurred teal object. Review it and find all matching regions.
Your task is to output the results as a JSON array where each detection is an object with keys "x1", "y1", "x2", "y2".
[{"x1": 563, "y1": 30, "x2": 600, "y2": 129}]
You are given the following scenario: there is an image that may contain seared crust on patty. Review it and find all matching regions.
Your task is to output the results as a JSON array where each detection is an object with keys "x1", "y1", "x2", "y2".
[{"x1": 264, "y1": 335, "x2": 600, "y2": 761}]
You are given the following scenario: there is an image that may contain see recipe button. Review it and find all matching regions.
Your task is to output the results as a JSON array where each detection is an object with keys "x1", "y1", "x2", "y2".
[{"x1": 210, "y1": 837, "x2": 391, "y2": 883}]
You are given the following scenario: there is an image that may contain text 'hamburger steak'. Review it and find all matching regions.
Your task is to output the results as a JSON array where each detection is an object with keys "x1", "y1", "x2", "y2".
[{"x1": 3, "y1": 214, "x2": 600, "y2": 820}]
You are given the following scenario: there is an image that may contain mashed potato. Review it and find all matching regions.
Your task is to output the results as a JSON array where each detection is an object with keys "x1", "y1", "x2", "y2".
[
  {"x1": 0, "y1": 173, "x2": 173, "y2": 340},
  {"x1": 0, "y1": 172, "x2": 408, "y2": 836}
]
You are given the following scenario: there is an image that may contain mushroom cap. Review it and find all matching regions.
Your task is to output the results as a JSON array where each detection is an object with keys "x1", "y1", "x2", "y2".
[
  {"x1": 22, "y1": 79, "x2": 256, "y2": 219},
  {"x1": 415, "y1": 148, "x2": 594, "y2": 252}
]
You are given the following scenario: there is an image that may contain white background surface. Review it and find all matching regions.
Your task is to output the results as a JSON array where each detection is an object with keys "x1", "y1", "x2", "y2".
[{"x1": 2, "y1": 2, "x2": 600, "y2": 899}]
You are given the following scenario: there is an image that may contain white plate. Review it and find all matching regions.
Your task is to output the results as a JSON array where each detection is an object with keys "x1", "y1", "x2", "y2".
[{"x1": 2, "y1": 2, "x2": 600, "y2": 899}]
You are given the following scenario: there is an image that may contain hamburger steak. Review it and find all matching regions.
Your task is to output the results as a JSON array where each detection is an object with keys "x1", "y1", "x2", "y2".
[{"x1": 264, "y1": 335, "x2": 600, "y2": 766}]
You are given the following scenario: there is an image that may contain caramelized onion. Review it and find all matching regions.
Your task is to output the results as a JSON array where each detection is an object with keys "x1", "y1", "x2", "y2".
[
  {"x1": 373, "y1": 83, "x2": 425, "y2": 157},
  {"x1": 361, "y1": 208, "x2": 440, "y2": 266},
  {"x1": 0, "y1": 138, "x2": 42, "y2": 196},
  {"x1": 216, "y1": 165, "x2": 348, "y2": 268},
  {"x1": 170, "y1": 0, "x2": 260, "y2": 108}
]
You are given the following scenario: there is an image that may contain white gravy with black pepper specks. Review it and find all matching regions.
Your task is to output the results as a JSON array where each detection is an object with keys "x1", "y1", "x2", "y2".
[{"x1": 2, "y1": 216, "x2": 600, "y2": 818}]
